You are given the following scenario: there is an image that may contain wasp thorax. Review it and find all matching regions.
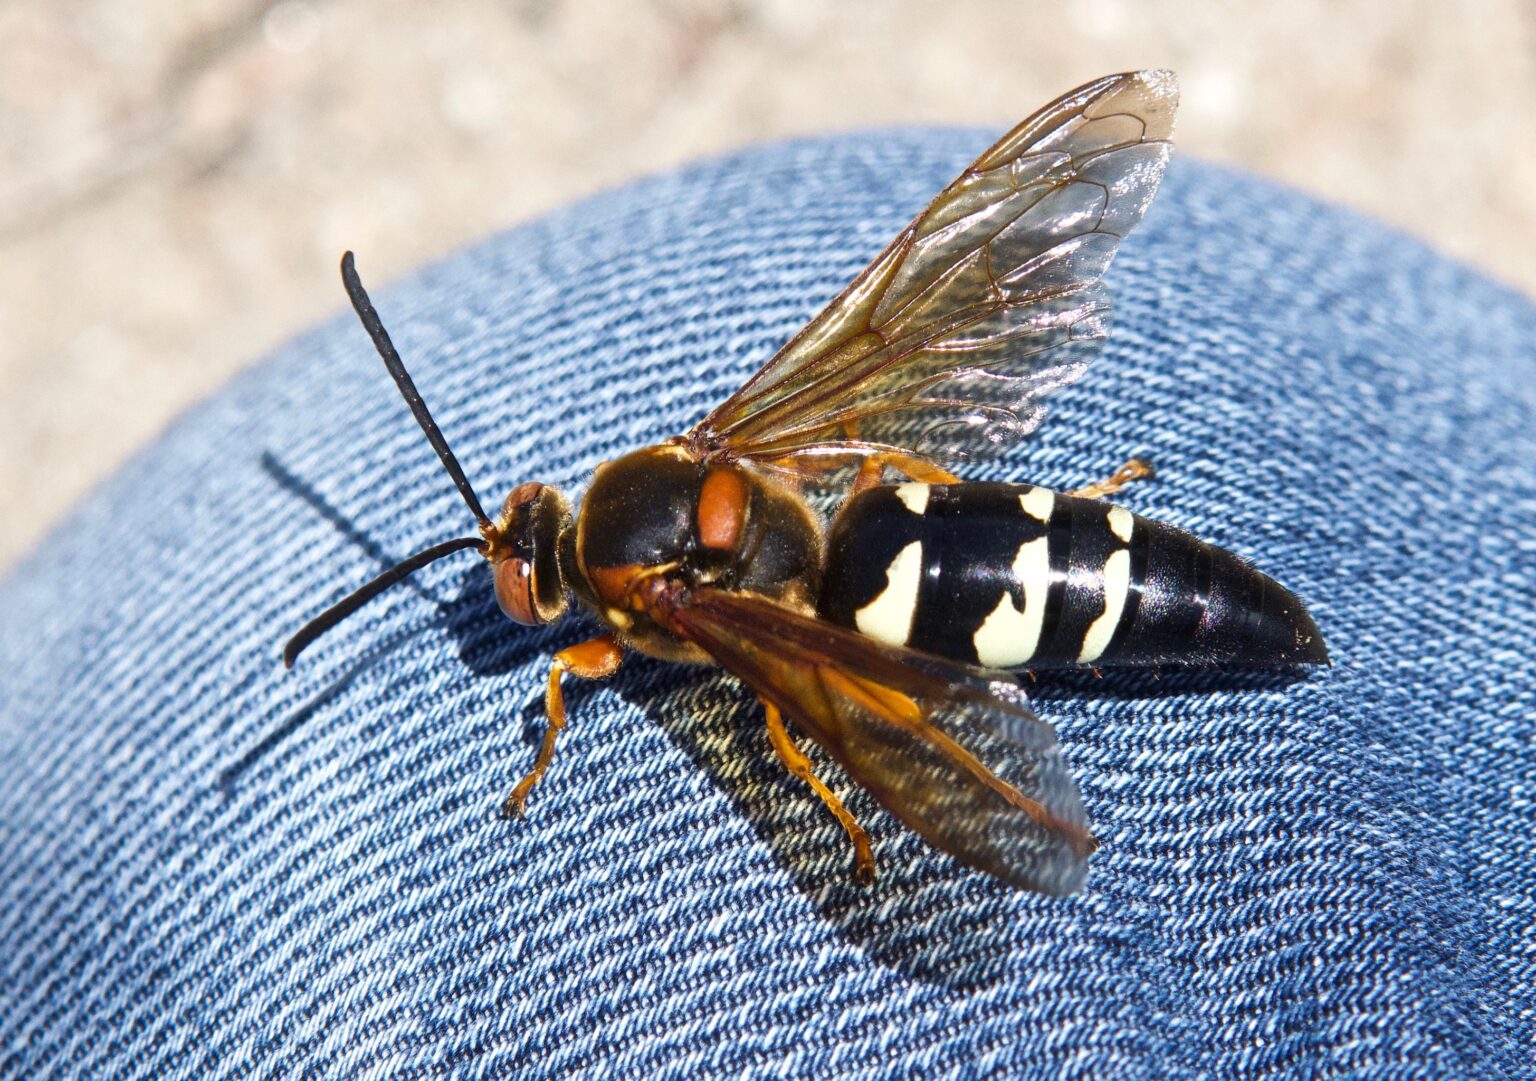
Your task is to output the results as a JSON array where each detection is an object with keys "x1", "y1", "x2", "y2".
[{"x1": 489, "y1": 481, "x2": 572, "y2": 626}]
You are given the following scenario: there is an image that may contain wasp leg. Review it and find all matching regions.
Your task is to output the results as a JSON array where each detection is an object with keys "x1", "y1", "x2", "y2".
[
  {"x1": 762, "y1": 698, "x2": 877, "y2": 884},
  {"x1": 851, "y1": 453, "x2": 960, "y2": 495},
  {"x1": 1070, "y1": 457, "x2": 1155, "y2": 500},
  {"x1": 501, "y1": 634, "x2": 623, "y2": 817}
]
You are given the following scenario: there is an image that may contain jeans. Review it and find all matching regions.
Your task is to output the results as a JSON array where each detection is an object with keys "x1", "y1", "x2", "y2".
[{"x1": 1, "y1": 130, "x2": 1532, "y2": 1079}]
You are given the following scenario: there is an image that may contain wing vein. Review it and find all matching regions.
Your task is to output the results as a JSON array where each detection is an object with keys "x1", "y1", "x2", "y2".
[{"x1": 685, "y1": 70, "x2": 1177, "y2": 477}]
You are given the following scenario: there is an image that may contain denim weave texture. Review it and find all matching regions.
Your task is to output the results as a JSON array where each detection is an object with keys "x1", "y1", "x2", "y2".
[{"x1": 1, "y1": 131, "x2": 1533, "y2": 1079}]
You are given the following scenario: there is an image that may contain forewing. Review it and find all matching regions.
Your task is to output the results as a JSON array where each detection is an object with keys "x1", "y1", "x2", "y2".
[
  {"x1": 687, "y1": 70, "x2": 1176, "y2": 472},
  {"x1": 665, "y1": 588, "x2": 1093, "y2": 894}
]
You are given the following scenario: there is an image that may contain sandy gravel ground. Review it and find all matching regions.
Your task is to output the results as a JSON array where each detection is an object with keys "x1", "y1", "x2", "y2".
[{"x1": 2, "y1": 0, "x2": 1533, "y2": 571}]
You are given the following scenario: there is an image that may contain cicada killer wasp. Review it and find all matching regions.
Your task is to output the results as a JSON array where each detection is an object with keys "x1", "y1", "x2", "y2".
[{"x1": 286, "y1": 71, "x2": 1326, "y2": 895}]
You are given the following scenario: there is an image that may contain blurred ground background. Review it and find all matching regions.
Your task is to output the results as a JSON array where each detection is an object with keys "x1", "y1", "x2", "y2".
[{"x1": 2, "y1": 0, "x2": 1533, "y2": 572}]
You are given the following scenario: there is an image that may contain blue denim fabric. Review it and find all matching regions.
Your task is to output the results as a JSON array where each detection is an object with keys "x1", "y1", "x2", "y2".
[{"x1": 2, "y1": 131, "x2": 1533, "y2": 1079}]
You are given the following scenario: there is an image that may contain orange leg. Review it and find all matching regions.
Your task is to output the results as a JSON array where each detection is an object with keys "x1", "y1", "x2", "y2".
[
  {"x1": 1070, "y1": 457, "x2": 1155, "y2": 500},
  {"x1": 501, "y1": 634, "x2": 624, "y2": 817},
  {"x1": 762, "y1": 698, "x2": 877, "y2": 884},
  {"x1": 851, "y1": 452, "x2": 960, "y2": 495}
]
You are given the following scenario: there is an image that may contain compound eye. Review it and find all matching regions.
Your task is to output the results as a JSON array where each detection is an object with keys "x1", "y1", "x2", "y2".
[{"x1": 494, "y1": 556, "x2": 541, "y2": 625}]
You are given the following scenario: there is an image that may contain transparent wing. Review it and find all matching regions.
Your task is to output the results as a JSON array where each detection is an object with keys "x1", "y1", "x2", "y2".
[
  {"x1": 685, "y1": 70, "x2": 1177, "y2": 473},
  {"x1": 664, "y1": 588, "x2": 1094, "y2": 894}
]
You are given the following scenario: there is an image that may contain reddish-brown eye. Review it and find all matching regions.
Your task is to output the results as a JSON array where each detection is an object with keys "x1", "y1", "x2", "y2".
[{"x1": 494, "y1": 556, "x2": 540, "y2": 625}]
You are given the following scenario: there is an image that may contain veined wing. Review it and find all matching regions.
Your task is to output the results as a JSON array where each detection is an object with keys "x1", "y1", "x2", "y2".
[
  {"x1": 685, "y1": 70, "x2": 1176, "y2": 473},
  {"x1": 662, "y1": 588, "x2": 1094, "y2": 894}
]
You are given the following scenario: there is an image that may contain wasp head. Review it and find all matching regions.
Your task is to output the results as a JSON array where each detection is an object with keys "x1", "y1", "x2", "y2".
[{"x1": 486, "y1": 481, "x2": 571, "y2": 626}]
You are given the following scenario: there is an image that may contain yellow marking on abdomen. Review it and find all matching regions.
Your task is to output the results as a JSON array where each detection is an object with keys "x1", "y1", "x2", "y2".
[
  {"x1": 895, "y1": 483, "x2": 930, "y2": 515},
  {"x1": 1019, "y1": 486, "x2": 1054, "y2": 522},
  {"x1": 1107, "y1": 505, "x2": 1134, "y2": 543},
  {"x1": 1079, "y1": 548, "x2": 1131, "y2": 663},
  {"x1": 972, "y1": 536, "x2": 1050, "y2": 667},
  {"x1": 855, "y1": 541, "x2": 923, "y2": 646}
]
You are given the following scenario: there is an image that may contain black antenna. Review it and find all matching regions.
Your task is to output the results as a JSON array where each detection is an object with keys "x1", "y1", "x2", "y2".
[
  {"x1": 284, "y1": 536, "x2": 485, "y2": 668},
  {"x1": 340, "y1": 250, "x2": 493, "y2": 530},
  {"x1": 283, "y1": 252, "x2": 500, "y2": 667}
]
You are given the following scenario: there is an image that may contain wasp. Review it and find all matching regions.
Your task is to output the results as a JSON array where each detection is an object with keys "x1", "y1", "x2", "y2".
[{"x1": 286, "y1": 71, "x2": 1326, "y2": 895}]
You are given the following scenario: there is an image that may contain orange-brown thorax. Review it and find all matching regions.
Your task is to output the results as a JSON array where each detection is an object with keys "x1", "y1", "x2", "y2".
[{"x1": 569, "y1": 445, "x2": 822, "y2": 662}]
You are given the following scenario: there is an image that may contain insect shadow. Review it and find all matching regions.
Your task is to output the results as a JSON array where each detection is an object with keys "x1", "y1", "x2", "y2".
[
  {"x1": 228, "y1": 454, "x2": 549, "y2": 788},
  {"x1": 259, "y1": 451, "x2": 521, "y2": 678},
  {"x1": 1025, "y1": 664, "x2": 1316, "y2": 704}
]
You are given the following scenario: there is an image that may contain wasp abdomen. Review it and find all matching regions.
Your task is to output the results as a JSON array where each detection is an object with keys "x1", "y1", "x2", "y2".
[{"x1": 819, "y1": 482, "x2": 1326, "y2": 670}]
